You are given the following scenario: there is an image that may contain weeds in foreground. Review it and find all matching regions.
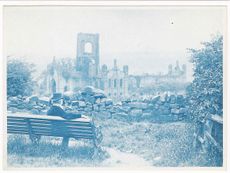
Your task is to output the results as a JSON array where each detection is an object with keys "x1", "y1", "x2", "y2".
[{"x1": 7, "y1": 135, "x2": 109, "y2": 167}]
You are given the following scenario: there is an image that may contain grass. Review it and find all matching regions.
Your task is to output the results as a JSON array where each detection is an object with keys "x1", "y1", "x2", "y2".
[
  {"x1": 7, "y1": 115, "x2": 220, "y2": 167},
  {"x1": 94, "y1": 116, "x2": 219, "y2": 167},
  {"x1": 7, "y1": 135, "x2": 109, "y2": 167}
]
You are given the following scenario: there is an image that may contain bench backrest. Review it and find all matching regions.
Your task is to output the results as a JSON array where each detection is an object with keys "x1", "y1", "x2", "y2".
[{"x1": 7, "y1": 114, "x2": 95, "y2": 140}]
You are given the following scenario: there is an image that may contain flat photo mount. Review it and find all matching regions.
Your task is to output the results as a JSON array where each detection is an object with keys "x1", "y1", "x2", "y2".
[{"x1": 1, "y1": 1, "x2": 228, "y2": 170}]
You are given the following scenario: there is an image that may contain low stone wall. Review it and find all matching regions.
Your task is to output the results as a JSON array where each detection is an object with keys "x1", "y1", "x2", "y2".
[
  {"x1": 102, "y1": 94, "x2": 188, "y2": 122},
  {"x1": 7, "y1": 96, "x2": 49, "y2": 115},
  {"x1": 7, "y1": 94, "x2": 189, "y2": 122}
]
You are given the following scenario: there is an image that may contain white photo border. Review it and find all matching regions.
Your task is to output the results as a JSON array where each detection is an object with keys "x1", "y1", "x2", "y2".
[{"x1": 0, "y1": 1, "x2": 229, "y2": 173}]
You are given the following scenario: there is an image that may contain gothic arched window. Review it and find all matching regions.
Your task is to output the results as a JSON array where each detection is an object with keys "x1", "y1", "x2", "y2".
[{"x1": 84, "y1": 42, "x2": 93, "y2": 53}]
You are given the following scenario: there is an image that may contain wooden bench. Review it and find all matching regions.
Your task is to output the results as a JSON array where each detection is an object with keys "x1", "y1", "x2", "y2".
[{"x1": 7, "y1": 113, "x2": 102, "y2": 147}]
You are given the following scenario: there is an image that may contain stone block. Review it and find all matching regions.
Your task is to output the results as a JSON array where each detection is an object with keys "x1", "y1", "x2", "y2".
[
  {"x1": 120, "y1": 106, "x2": 131, "y2": 113},
  {"x1": 130, "y1": 109, "x2": 142, "y2": 116},
  {"x1": 38, "y1": 97, "x2": 50, "y2": 106},
  {"x1": 8, "y1": 97, "x2": 19, "y2": 103},
  {"x1": 17, "y1": 104, "x2": 25, "y2": 110},
  {"x1": 171, "y1": 108, "x2": 180, "y2": 114},
  {"x1": 142, "y1": 112, "x2": 152, "y2": 118},
  {"x1": 79, "y1": 101, "x2": 86, "y2": 108},
  {"x1": 147, "y1": 103, "x2": 154, "y2": 109},
  {"x1": 85, "y1": 107, "x2": 92, "y2": 112},
  {"x1": 179, "y1": 108, "x2": 187, "y2": 114},
  {"x1": 115, "y1": 112, "x2": 129, "y2": 119},
  {"x1": 163, "y1": 103, "x2": 170, "y2": 109},
  {"x1": 8, "y1": 103, "x2": 18, "y2": 108},
  {"x1": 128, "y1": 102, "x2": 148, "y2": 109},
  {"x1": 158, "y1": 114, "x2": 174, "y2": 122},
  {"x1": 25, "y1": 104, "x2": 34, "y2": 110},
  {"x1": 29, "y1": 95, "x2": 39, "y2": 102},
  {"x1": 105, "y1": 100, "x2": 113, "y2": 106},
  {"x1": 31, "y1": 109, "x2": 40, "y2": 115},
  {"x1": 151, "y1": 96, "x2": 160, "y2": 104},
  {"x1": 143, "y1": 109, "x2": 152, "y2": 114},
  {"x1": 161, "y1": 108, "x2": 171, "y2": 115},
  {"x1": 160, "y1": 95, "x2": 167, "y2": 102},
  {"x1": 8, "y1": 107, "x2": 18, "y2": 113},
  {"x1": 40, "y1": 110, "x2": 47, "y2": 115},
  {"x1": 176, "y1": 95, "x2": 184, "y2": 104},
  {"x1": 169, "y1": 95, "x2": 176, "y2": 104},
  {"x1": 170, "y1": 104, "x2": 180, "y2": 109}
]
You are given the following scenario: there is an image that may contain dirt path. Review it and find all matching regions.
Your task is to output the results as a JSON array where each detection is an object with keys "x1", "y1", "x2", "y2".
[{"x1": 101, "y1": 147, "x2": 151, "y2": 167}]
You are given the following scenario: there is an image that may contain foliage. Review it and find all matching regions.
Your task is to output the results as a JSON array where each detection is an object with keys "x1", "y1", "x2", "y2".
[
  {"x1": 7, "y1": 58, "x2": 36, "y2": 97},
  {"x1": 186, "y1": 35, "x2": 223, "y2": 121},
  {"x1": 7, "y1": 135, "x2": 108, "y2": 167}
]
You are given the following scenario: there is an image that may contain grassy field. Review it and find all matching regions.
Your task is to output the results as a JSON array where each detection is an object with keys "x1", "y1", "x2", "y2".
[
  {"x1": 95, "y1": 118, "x2": 213, "y2": 167},
  {"x1": 7, "y1": 134, "x2": 110, "y2": 167},
  {"x1": 7, "y1": 116, "x2": 215, "y2": 168}
]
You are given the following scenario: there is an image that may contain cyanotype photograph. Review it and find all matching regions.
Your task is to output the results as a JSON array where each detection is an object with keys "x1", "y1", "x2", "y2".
[{"x1": 4, "y1": 4, "x2": 226, "y2": 168}]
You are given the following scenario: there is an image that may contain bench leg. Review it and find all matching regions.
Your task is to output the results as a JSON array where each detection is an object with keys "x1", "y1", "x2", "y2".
[
  {"x1": 29, "y1": 134, "x2": 41, "y2": 144},
  {"x1": 93, "y1": 138, "x2": 98, "y2": 148},
  {"x1": 62, "y1": 137, "x2": 69, "y2": 148}
]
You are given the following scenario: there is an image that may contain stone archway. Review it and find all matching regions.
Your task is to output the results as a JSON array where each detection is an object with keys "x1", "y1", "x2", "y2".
[
  {"x1": 76, "y1": 33, "x2": 99, "y2": 77},
  {"x1": 84, "y1": 42, "x2": 93, "y2": 54}
]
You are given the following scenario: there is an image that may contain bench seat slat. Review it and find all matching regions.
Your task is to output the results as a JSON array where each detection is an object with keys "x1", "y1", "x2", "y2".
[
  {"x1": 7, "y1": 127, "x2": 28, "y2": 131},
  {"x1": 31, "y1": 124, "x2": 93, "y2": 130},
  {"x1": 74, "y1": 136, "x2": 94, "y2": 140},
  {"x1": 29, "y1": 120, "x2": 91, "y2": 125},
  {"x1": 31, "y1": 132, "x2": 92, "y2": 136},
  {"x1": 28, "y1": 118, "x2": 91, "y2": 123},
  {"x1": 8, "y1": 116, "x2": 91, "y2": 125},
  {"x1": 7, "y1": 117, "x2": 26, "y2": 120},
  {"x1": 32, "y1": 132, "x2": 94, "y2": 138},
  {"x1": 8, "y1": 124, "x2": 93, "y2": 132},
  {"x1": 8, "y1": 120, "x2": 92, "y2": 128},
  {"x1": 8, "y1": 114, "x2": 91, "y2": 122},
  {"x1": 32, "y1": 128, "x2": 94, "y2": 134},
  {"x1": 30, "y1": 122, "x2": 92, "y2": 127},
  {"x1": 7, "y1": 121, "x2": 27, "y2": 125},
  {"x1": 8, "y1": 131, "x2": 94, "y2": 139},
  {"x1": 8, "y1": 128, "x2": 94, "y2": 136},
  {"x1": 7, "y1": 114, "x2": 97, "y2": 143},
  {"x1": 7, "y1": 118, "x2": 91, "y2": 126},
  {"x1": 24, "y1": 125, "x2": 92, "y2": 131},
  {"x1": 8, "y1": 122, "x2": 93, "y2": 129},
  {"x1": 7, "y1": 126, "x2": 92, "y2": 134},
  {"x1": 8, "y1": 117, "x2": 91, "y2": 125},
  {"x1": 7, "y1": 129, "x2": 29, "y2": 134},
  {"x1": 7, "y1": 124, "x2": 28, "y2": 128},
  {"x1": 31, "y1": 128, "x2": 94, "y2": 134}
]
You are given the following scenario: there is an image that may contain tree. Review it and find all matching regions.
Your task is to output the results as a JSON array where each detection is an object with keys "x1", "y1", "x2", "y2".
[
  {"x1": 187, "y1": 35, "x2": 223, "y2": 121},
  {"x1": 186, "y1": 35, "x2": 223, "y2": 166},
  {"x1": 7, "y1": 58, "x2": 36, "y2": 97}
]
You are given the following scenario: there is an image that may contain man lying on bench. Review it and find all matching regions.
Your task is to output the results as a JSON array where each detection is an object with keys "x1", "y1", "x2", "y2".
[{"x1": 47, "y1": 92, "x2": 82, "y2": 120}]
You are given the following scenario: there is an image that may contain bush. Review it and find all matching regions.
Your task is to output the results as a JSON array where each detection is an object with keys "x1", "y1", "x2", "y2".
[{"x1": 7, "y1": 58, "x2": 36, "y2": 97}]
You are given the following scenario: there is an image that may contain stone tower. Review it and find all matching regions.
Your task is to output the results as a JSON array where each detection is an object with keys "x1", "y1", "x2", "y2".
[{"x1": 76, "y1": 33, "x2": 99, "y2": 79}]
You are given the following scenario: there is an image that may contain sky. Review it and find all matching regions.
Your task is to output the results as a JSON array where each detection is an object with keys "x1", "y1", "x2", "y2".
[{"x1": 4, "y1": 6, "x2": 226, "y2": 81}]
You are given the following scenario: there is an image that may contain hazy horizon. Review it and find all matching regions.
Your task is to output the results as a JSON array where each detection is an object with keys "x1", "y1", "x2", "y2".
[{"x1": 4, "y1": 6, "x2": 226, "y2": 81}]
